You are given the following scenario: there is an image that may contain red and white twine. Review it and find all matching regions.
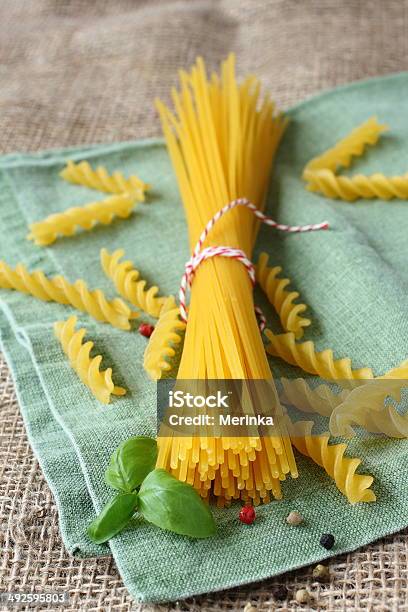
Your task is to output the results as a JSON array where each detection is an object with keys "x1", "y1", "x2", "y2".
[{"x1": 179, "y1": 197, "x2": 329, "y2": 326}]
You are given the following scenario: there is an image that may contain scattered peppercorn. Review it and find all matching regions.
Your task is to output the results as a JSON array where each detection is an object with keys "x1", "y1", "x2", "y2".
[
  {"x1": 139, "y1": 323, "x2": 155, "y2": 338},
  {"x1": 239, "y1": 505, "x2": 256, "y2": 524},
  {"x1": 286, "y1": 511, "x2": 304, "y2": 526},
  {"x1": 295, "y1": 589, "x2": 310, "y2": 604},
  {"x1": 320, "y1": 533, "x2": 335, "y2": 550},
  {"x1": 312, "y1": 563, "x2": 330, "y2": 581},
  {"x1": 273, "y1": 585, "x2": 288, "y2": 601},
  {"x1": 243, "y1": 602, "x2": 257, "y2": 612}
]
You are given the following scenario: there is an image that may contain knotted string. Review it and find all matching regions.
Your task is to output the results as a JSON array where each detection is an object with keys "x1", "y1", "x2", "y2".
[{"x1": 179, "y1": 197, "x2": 329, "y2": 326}]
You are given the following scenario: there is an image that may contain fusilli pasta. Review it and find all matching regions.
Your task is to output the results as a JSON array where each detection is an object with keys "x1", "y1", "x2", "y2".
[
  {"x1": 143, "y1": 300, "x2": 186, "y2": 379},
  {"x1": 0, "y1": 260, "x2": 138, "y2": 329},
  {"x1": 280, "y1": 377, "x2": 349, "y2": 417},
  {"x1": 256, "y1": 252, "x2": 310, "y2": 338},
  {"x1": 60, "y1": 160, "x2": 149, "y2": 200},
  {"x1": 329, "y1": 379, "x2": 408, "y2": 438},
  {"x1": 303, "y1": 117, "x2": 387, "y2": 179},
  {"x1": 100, "y1": 248, "x2": 175, "y2": 318},
  {"x1": 55, "y1": 316, "x2": 126, "y2": 403},
  {"x1": 306, "y1": 169, "x2": 408, "y2": 201},
  {"x1": 289, "y1": 420, "x2": 376, "y2": 504},
  {"x1": 264, "y1": 329, "x2": 374, "y2": 379},
  {"x1": 28, "y1": 194, "x2": 137, "y2": 246}
]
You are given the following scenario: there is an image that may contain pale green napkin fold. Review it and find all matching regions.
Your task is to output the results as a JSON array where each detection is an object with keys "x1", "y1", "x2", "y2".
[{"x1": 0, "y1": 73, "x2": 408, "y2": 602}]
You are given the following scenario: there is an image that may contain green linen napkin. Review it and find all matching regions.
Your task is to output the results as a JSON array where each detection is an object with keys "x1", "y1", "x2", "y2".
[{"x1": 0, "y1": 73, "x2": 408, "y2": 603}]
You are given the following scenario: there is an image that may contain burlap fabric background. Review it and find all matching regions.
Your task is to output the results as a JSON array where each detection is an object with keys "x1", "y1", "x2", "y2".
[{"x1": 1, "y1": 1, "x2": 408, "y2": 610}]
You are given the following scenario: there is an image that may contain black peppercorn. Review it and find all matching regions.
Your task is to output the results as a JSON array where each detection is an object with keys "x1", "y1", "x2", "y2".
[
  {"x1": 320, "y1": 533, "x2": 335, "y2": 549},
  {"x1": 273, "y1": 585, "x2": 288, "y2": 600}
]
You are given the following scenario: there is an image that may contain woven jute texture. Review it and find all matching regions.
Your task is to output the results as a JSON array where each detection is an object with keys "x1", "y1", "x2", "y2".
[{"x1": 1, "y1": 1, "x2": 408, "y2": 610}]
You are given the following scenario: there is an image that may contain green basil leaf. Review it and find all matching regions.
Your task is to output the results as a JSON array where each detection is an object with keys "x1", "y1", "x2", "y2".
[
  {"x1": 87, "y1": 492, "x2": 138, "y2": 544},
  {"x1": 137, "y1": 469, "x2": 216, "y2": 539},
  {"x1": 105, "y1": 436, "x2": 158, "y2": 493}
]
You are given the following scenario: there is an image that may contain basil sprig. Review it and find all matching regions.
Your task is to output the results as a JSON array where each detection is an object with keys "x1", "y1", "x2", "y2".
[
  {"x1": 138, "y1": 469, "x2": 216, "y2": 538},
  {"x1": 105, "y1": 436, "x2": 158, "y2": 492},
  {"x1": 88, "y1": 493, "x2": 139, "y2": 544},
  {"x1": 88, "y1": 436, "x2": 216, "y2": 543}
]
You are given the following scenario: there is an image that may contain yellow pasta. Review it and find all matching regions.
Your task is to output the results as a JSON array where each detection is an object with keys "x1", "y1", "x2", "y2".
[
  {"x1": 256, "y1": 252, "x2": 310, "y2": 338},
  {"x1": 278, "y1": 357, "x2": 408, "y2": 421},
  {"x1": 329, "y1": 379, "x2": 408, "y2": 438},
  {"x1": 279, "y1": 377, "x2": 349, "y2": 417},
  {"x1": 143, "y1": 300, "x2": 186, "y2": 379},
  {"x1": 100, "y1": 248, "x2": 175, "y2": 318},
  {"x1": 28, "y1": 193, "x2": 137, "y2": 246},
  {"x1": 303, "y1": 117, "x2": 387, "y2": 180},
  {"x1": 303, "y1": 117, "x2": 408, "y2": 201},
  {"x1": 0, "y1": 260, "x2": 138, "y2": 330},
  {"x1": 54, "y1": 315, "x2": 126, "y2": 403},
  {"x1": 305, "y1": 169, "x2": 408, "y2": 201},
  {"x1": 155, "y1": 54, "x2": 296, "y2": 503},
  {"x1": 60, "y1": 160, "x2": 149, "y2": 200},
  {"x1": 265, "y1": 329, "x2": 373, "y2": 379},
  {"x1": 289, "y1": 420, "x2": 376, "y2": 504}
]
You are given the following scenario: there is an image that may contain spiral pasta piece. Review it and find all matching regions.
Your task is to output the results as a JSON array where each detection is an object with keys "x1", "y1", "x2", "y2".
[
  {"x1": 329, "y1": 379, "x2": 408, "y2": 438},
  {"x1": 143, "y1": 301, "x2": 186, "y2": 379},
  {"x1": 280, "y1": 377, "x2": 349, "y2": 417},
  {"x1": 54, "y1": 316, "x2": 126, "y2": 403},
  {"x1": 306, "y1": 169, "x2": 408, "y2": 201},
  {"x1": 303, "y1": 117, "x2": 387, "y2": 179},
  {"x1": 265, "y1": 329, "x2": 374, "y2": 380},
  {"x1": 0, "y1": 260, "x2": 138, "y2": 330},
  {"x1": 28, "y1": 193, "x2": 138, "y2": 246},
  {"x1": 60, "y1": 160, "x2": 149, "y2": 199},
  {"x1": 289, "y1": 420, "x2": 376, "y2": 504},
  {"x1": 100, "y1": 248, "x2": 175, "y2": 318},
  {"x1": 256, "y1": 252, "x2": 310, "y2": 338}
]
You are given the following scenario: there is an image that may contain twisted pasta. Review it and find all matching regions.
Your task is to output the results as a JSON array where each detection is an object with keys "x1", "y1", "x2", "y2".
[
  {"x1": 60, "y1": 160, "x2": 149, "y2": 199},
  {"x1": 100, "y1": 248, "x2": 175, "y2": 318},
  {"x1": 54, "y1": 316, "x2": 126, "y2": 403},
  {"x1": 289, "y1": 420, "x2": 376, "y2": 504},
  {"x1": 256, "y1": 252, "x2": 310, "y2": 338},
  {"x1": 303, "y1": 117, "x2": 387, "y2": 179},
  {"x1": 329, "y1": 379, "x2": 408, "y2": 438},
  {"x1": 28, "y1": 193, "x2": 138, "y2": 246},
  {"x1": 280, "y1": 377, "x2": 349, "y2": 417},
  {"x1": 0, "y1": 260, "x2": 138, "y2": 330},
  {"x1": 306, "y1": 169, "x2": 408, "y2": 201},
  {"x1": 264, "y1": 329, "x2": 374, "y2": 380},
  {"x1": 277, "y1": 353, "x2": 408, "y2": 422},
  {"x1": 143, "y1": 300, "x2": 186, "y2": 379}
]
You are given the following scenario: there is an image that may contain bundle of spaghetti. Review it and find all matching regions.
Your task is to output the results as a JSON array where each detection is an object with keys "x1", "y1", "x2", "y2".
[
  {"x1": 305, "y1": 169, "x2": 408, "y2": 201},
  {"x1": 265, "y1": 329, "x2": 374, "y2": 379},
  {"x1": 256, "y1": 252, "x2": 311, "y2": 338},
  {"x1": 28, "y1": 193, "x2": 137, "y2": 246},
  {"x1": 0, "y1": 260, "x2": 138, "y2": 329},
  {"x1": 289, "y1": 420, "x2": 376, "y2": 504},
  {"x1": 100, "y1": 248, "x2": 175, "y2": 318},
  {"x1": 143, "y1": 299, "x2": 186, "y2": 379},
  {"x1": 54, "y1": 315, "x2": 126, "y2": 403},
  {"x1": 155, "y1": 54, "x2": 299, "y2": 506},
  {"x1": 60, "y1": 160, "x2": 149, "y2": 200},
  {"x1": 302, "y1": 117, "x2": 387, "y2": 180}
]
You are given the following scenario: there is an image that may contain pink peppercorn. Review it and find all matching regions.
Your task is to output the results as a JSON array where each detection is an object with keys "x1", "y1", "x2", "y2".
[
  {"x1": 239, "y1": 505, "x2": 256, "y2": 525},
  {"x1": 139, "y1": 323, "x2": 155, "y2": 338}
]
